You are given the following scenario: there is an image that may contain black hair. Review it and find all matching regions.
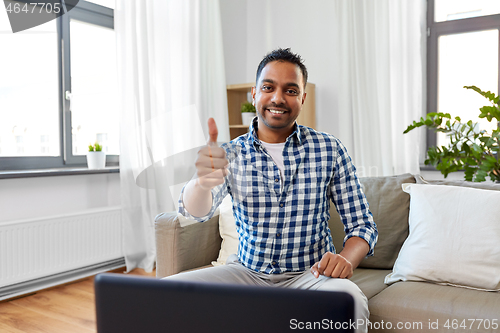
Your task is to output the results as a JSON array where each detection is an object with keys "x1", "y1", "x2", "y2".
[{"x1": 255, "y1": 48, "x2": 308, "y2": 88}]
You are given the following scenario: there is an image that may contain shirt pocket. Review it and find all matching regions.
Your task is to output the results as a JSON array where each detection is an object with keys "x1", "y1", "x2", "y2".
[{"x1": 292, "y1": 164, "x2": 333, "y2": 199}]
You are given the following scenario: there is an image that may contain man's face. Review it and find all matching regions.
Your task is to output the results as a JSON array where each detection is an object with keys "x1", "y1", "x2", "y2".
[{"x1": 252, "y1": 61, "x2": 306, "y2": 136}]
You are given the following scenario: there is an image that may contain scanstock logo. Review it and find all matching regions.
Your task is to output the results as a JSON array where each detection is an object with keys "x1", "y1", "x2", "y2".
[{"x1": 3, "y1": 0, "x2": 79, "y2": 33}]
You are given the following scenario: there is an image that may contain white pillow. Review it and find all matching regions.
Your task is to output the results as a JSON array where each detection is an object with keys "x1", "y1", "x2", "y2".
[
  {"x1": 385, "y1": 183, "x2": 500, "y2": 291},
  {"x1": 211, "y1": 195, "x2": 239, "y2": 266}
]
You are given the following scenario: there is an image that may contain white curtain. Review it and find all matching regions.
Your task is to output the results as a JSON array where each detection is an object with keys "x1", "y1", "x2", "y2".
[
  {"x1": 115, "y1": 0, "x2": 229, "y2": 272},
  {"x1": 334, "y1": 0, "x2": 426, "y2": 177}
]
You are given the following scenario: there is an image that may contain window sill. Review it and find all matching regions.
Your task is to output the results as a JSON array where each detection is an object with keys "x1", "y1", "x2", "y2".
[
  {"x1": 419, "y1": 164, "x2": 437, "y2": 171},
  {"x1": 0, "y1": 166, "x2": 119, "y2": 179}
]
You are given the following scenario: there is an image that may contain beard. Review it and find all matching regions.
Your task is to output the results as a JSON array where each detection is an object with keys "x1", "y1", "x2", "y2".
[{"x1": 257, "y1": 103, "x2": 296, "y2": 129}]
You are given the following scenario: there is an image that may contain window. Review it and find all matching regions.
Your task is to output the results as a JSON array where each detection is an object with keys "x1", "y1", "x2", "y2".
[
  {"x1": 0, "y1": 1, "x2": 118, "y2": 170},
  {"x1": 427, "y1": 0, "x2": 500, "y2": 149}
]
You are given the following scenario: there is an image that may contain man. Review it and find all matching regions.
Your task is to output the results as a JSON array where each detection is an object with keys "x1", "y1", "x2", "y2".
[{"x1": 174, "y1": 48, "x2": 377, "y2": 332}]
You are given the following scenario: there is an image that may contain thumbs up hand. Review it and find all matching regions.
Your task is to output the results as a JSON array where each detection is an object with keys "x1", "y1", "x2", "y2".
[
  {"x1": 195, "y1": 118, "x2": 229, "y2": 191},
  {"x1": 207, "y1": 117, "x2": 219, "y2": 144}
]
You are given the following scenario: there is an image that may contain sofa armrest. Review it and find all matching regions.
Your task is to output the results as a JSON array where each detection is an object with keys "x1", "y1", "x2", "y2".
[{"x1": 155, "y1": 212, "x2": 222, "y2": 278}]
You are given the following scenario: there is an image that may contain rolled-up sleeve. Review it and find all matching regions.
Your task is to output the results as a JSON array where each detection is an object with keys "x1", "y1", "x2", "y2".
[
  {"x1": 330, "y1": 140, "x2": 378, "y2": 256},
  {"x1": 177, "y1": 181, "x2": 228, "y2": 223}
]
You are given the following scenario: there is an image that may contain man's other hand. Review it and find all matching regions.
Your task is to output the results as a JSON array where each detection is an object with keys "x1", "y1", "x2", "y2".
[{"x1": 310, "y1": 252, "x2": 353, "y2": 279}]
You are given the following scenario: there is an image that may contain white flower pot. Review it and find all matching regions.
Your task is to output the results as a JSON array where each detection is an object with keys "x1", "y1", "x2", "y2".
[
  {"x1": 87, "y1": 151, "x2": 106, "y2": 169},
  {"x1": 241, "y1": 112, "x2": 256, "y2": 126}
]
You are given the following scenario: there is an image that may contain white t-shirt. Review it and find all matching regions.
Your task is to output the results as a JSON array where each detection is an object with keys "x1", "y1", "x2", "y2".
[{"x1": 260, "y1": 141, "x2": 285, "y2": 181}]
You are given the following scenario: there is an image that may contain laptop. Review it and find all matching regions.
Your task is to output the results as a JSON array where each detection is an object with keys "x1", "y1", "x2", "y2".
[{"x1": 94, "y1": 273, "x2": 355, "y2": 333}]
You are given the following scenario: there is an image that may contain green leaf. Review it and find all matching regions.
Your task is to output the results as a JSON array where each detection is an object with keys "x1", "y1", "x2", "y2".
[
  {"x1": 486, "y1": 155, "x2": 498, "y2": 164},
  {"x1": 475, "y1": 169, "x2": 488, "y2": 182},
  {"x1": 478, "y1": 136, "x2": 490, "y2": 143},
  {"x1": 479, "y1": 106, "x2": 500, "y2": 122},
  {"x1": 462, "y1": 142, "x2": 470, "y2": 153},
  {"x1": 464, "y1": 85, "x2": 500, "y2": 104},
  {"x1": 471, "y1": 143, "x2": 482, "y2": 152},
  {"x1": 464, "y1": 166, "x2": 475, "y2": 181}
]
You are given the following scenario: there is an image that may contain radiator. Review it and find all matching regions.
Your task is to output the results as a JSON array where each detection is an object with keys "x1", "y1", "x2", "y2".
[{"x1": 0, "y1": 207, "x2": 122, "y2": 288}]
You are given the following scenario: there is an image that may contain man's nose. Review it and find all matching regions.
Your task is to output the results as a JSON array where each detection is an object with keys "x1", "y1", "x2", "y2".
[{"x1": 271, "y1": 89, "x2": 285, "y2": 104}]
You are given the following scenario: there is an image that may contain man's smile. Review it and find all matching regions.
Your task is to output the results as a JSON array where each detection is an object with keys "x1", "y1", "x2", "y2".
[{"x1": 266, "y1": 107, "x2": 289, "y2": 115}]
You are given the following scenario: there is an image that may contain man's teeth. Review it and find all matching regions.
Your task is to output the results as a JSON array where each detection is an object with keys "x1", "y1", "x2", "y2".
[{"x1": 269, "y1": 109, "x2": 285, "y2": 114}]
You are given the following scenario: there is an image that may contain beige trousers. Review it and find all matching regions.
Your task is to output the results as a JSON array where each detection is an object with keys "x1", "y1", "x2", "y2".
[{"x1": 164, "y1": 254, "x2": 369, "y2": 333}]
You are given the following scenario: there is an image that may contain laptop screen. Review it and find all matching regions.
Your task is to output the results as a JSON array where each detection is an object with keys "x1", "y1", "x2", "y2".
[{"x1": 95, "y1": 273, "x2": 355, "y2": 333}]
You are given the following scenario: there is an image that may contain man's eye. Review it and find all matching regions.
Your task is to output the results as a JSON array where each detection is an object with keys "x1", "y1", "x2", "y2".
[
  {"x1": 287, "y1": 89, "x2": 298, "y2": 94},
  {"x1": 262, "y1": 86, "x2": 271, "y2": 91}
]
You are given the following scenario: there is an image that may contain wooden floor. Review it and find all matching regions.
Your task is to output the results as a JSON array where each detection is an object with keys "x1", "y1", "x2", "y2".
[{"x1": 0, "y1": 268, "x2": 156, "y2": 333}]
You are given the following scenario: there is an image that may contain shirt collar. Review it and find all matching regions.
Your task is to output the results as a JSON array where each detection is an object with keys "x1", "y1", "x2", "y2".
[{"x1": 248, "y1": 117, "x2": 303, "y2": 149}]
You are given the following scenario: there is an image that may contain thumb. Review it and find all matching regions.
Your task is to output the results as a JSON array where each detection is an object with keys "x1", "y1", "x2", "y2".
[{"x1": 207, "y1": 117, "x2": 218, "y2": 145}]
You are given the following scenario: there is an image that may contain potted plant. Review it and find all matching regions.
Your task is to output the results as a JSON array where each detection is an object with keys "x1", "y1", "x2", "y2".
[
  {"x1": 87, "y1": 142, "x2": 106, "y2": 169},
  {"x1": 241, "y1": 101, "x2": 256, "y2": 126},
  {"x1": 404, "y1": 85, "x2": 500, "y2": 182}
]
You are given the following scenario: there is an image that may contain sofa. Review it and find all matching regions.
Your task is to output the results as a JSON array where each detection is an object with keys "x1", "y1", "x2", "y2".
[{"x1": 155, "y1": 173, "x2": 500, "y2": 332}]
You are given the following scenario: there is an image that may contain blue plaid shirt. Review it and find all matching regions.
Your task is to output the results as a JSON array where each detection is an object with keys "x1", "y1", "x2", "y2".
[{"x1": 179, "y1": 120, "x2": 378, "y2": 274}]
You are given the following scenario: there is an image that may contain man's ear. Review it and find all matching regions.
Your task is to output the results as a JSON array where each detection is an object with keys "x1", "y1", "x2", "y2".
[
  {"x1": 301, "y1": 92, "x2": 307, "y2": 106},
  {"x1": 251, "y1": 86, "x2": 256, "y2": 106}
]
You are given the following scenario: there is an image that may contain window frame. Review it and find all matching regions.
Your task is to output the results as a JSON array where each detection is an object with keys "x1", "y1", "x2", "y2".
[
  {"x1": 0, "y1": 1, "x2": 117, "y2": 171},
  {"x1": 426, "y1": 0, "x2": 500, "y2": 150}
]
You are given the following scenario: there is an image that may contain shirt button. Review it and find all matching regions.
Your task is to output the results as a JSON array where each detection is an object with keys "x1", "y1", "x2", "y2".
[
  {"x1": 271, "y1": 261, "x2": 277, "y2": 265},
  {"x1": 275, "y1": 178, "x2": 279, "y2": 182},
  {"x1": 276, "y1": 232, "x2": 281, "y2": 237},
  {"x1": 280, "y1": 203, "x2": 284, "y2": 208}
]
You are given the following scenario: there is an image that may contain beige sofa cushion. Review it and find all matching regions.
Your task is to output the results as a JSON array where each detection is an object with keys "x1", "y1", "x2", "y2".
[
  {"x1": 369, "y1": 282, "x2": 500, "y2": 332},
  {"x1": 350, "y1": 268, "x2": 392, "y2": 299},
  {"x1": 212, "y1": 195, "x2": 238, "y2": 266},
  {"x1": 386, "y1": 183, "x2": 500, "y2": 291},
  {"x1": 330, "y1": 173, "x2": 415, "y2": 269},
  {"x1": 155, "y1": 212, "x2": 221, "y2": 278}
]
